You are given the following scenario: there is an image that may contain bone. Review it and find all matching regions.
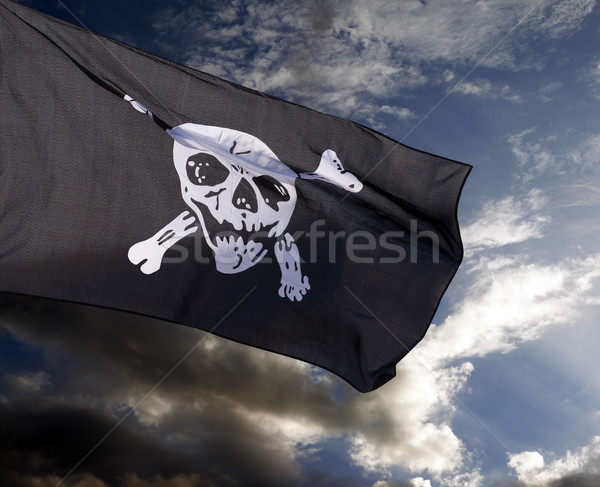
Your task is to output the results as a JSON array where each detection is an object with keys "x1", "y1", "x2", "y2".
[
  {"x1": 299, "y1": 149, "x2": 363, "y2": 193},
  {"x1": 128, "y1": 211, "x2": 199, "y2": 274},
  {"x1": 274, "y1": 233, "x2": 310, "y2": 302}
]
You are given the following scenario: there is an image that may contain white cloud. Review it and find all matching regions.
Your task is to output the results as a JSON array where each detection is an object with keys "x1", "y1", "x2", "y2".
[
  {"x1": 417, "y1": 254, "x2": 600, "y2": 366},
  {"x1": 539, "y1": 81, "x2": 563, "y2": 102},
  {"x1": 508, "y1": 450, "x2": 546, "y2": 479},
  {"x1": 461, "y1": 188, "x2": 550, "y2": 254},
  {"x1": 380, "y1": 105, "x2": 416, "y2": 120},
  {"x1": 509, "y1": 128, "x2": 600, "y2": 184},
  {"x1": 410, "y1": 478, "x2": 432, "y2": 487},
  {"x1": 508, "y1": 129, "x2": 563, "y2": 182},
  {"x1": 569, "y1": 133, "x2": 600, "y2": 169},
  {"x1": 506, "y1": 130, "x2": 600, "y2": 240},
  {"x1": 453, "y1": 79, "x2": 521, "y2": 102},
  {"x1": 438, "y1": 470, "x2": 485, "y2": 487},
  {"x1": 533, "y1": 0, "x2": 596, "y2": 39},
  {"x1": 587, "y1": 58, "x2": 600, "y2": 97},
  {"x1": 508, "y1": 436, "x2": 600, "y2": 485},
  {"x1": 443, "y1": 70, "x2": 456, "y2": 83},
  {"x1": 151, "y1": 0, "x2": 596, "y2": 128},
  {"x1": 337, "y1": 0, "x2": 593, "y2": 69}
]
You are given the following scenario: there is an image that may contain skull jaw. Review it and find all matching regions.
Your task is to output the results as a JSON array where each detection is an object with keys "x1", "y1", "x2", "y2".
[
  {"x1": 186, "y1": 197, "x2": 281, "y2": 274},
  {"x1": 212, "y1": 233, "x2": 268, "y2": 274}
]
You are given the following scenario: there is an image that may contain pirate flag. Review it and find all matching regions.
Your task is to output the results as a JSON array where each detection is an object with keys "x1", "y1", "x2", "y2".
[{"x1": 0, "y1": 0, "x2": 471, "y2": 392}]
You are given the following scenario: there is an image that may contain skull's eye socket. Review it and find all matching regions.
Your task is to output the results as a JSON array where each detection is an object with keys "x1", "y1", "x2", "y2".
[
  {"x1": 186, "y1": 153, "x2": 229, "y2": 187},
  {"x1": 254, "y1": 175, "x2": 290, "y2": 211}
]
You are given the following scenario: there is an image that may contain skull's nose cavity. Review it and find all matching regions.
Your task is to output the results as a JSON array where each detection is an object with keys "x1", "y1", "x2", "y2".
[
  {"x1": 186, "y1": 153, "x2": 229, "y2": 186},
  {"x1": 232, "y1": 178, "x2": 258, "y2": 213}
]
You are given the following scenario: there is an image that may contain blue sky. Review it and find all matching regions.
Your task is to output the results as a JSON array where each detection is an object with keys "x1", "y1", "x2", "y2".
[{"x1": 2, "y1": 0, "x2": 600, "y2": 486}]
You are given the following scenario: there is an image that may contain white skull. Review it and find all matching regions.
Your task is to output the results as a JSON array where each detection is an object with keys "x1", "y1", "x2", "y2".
[{"x1": 169, "y1": 123, "x2": 298, "y2": 274}]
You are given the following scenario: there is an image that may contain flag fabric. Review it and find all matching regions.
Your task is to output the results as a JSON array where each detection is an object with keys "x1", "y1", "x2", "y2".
[{"x1": 0, "y1": 0, "x2": 471, "y2": 392}]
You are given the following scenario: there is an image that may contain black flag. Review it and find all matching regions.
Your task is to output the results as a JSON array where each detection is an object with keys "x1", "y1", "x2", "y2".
[{"x1": 0, "y1": 0, "x2": 471, "y2": 392}]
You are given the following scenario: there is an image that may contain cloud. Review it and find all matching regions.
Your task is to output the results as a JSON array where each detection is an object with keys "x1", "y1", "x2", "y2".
[
  {"x1": 379, "y1": 105, "x2": 416, "y2": 120},
  {"x1": 437, "y1": 470, "x2": 485, "y2": 487},
  {"x1": 508, "y1": 451, "x2": 546, "y2": 477},
  {"x1": 1, "y1": 472, "x2": 224, "y2": 487},
  {"x1": 506, "y1": 129, "x2": 600, "y2": 240},
  {"x1": 568, "y1": 134, "x2": 600, "y2": 170},
  {"x1": 371, "y1": 480, "x2": 413, "y2": 487},
  {"x1": 372, "y1": 474, "x2": 484, "y2": 487},
  {"x1": 2, "y1": 472, "x2": 109, "y2": 487},
  {"x1": 0, "y1": 299, "x2": 324, "y2": 486},
  {"x1": 508, "y1": 129, "x2": 563, "y2": 183},
  {"x1": 417, "y1": 254, "x2": 600, "y2": 366},
  {"x1": 5, "y1": 371, "x2": 53, "y2": 394},
  {"x1": 453, "y1": 79, "x2": 522, "y2": 102},
  {"x1": 148, "y1": 0, "x2": 596, "y2": 129},
  {"x1": 460, "y1": 188, "x2": 550, "y2": 254},
  {"x1": 120, "y1": 473, "x2": 221, "y2": 487},
  {"x1": 508, "y1": 436, "x2": 600, "y2": 485},
  {"x1": 409, "y1": 478, "x2": 431, "y2": 487},
  {"x1": 538, "y1": 82, "x2": 563, "y2": 103},
  {"x1": 508, "y1": 128, "x2": 600, "y2": 184},
  {"x1": 586, "y1": 58, "x2": 600, "y2": 97},
  {"x1": 532, "y1": 0, "x2": 596, "y2": 39}
]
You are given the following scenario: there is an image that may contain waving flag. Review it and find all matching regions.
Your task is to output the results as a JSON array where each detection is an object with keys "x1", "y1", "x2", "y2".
[{"x1": 0, "y1": 0, "x2": 471, "y2": 391}]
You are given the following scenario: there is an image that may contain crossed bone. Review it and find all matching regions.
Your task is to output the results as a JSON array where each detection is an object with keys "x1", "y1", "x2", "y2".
[{"x1": 128, "y1": 212, "x2": 311, "y2": 301}]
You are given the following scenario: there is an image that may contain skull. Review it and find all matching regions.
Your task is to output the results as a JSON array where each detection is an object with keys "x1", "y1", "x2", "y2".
[{"x1": 169, "y1": 123, "x2": 298, "y2": 274}]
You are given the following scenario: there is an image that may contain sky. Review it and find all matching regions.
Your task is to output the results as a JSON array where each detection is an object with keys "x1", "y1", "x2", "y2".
[{"x1": 1, "y1": 0, "x2": 600, "y2": 486}]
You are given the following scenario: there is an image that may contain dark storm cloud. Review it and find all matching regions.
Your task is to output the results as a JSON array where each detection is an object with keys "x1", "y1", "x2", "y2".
[
  {"x1": 0, "y1": 403, "x2": 190, "y2": 481},
  {"x1": 0, "y1": 294, "x2": 384, "y2": 486},
  {"x1": 549, "y1": 475, "x2": 600, "y2": 487},
  {"x1": 0, "y1": 293, "x2": 372, "y2": 430},
  {"x1": 0, "y1": 400, "x2": 310, "y2": 486},
  {"x1": 494, "y1": 474, "x2": 600, "y2": 487}
]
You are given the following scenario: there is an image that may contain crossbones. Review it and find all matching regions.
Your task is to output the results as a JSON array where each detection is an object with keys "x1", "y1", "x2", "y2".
[{"x1": 127, "y1": 111, "x2": 362, "y2": 301}]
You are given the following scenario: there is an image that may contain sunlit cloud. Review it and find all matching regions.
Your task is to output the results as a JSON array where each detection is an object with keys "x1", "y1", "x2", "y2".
[
  {"x1": 461, "y1": 188, "x2": 550, "y2": 254},
  {"x1": 508, "y1": 436, "x2": 600, "y2": 485},
  {"x1": 419, "y1": 254, "x2": 600, "y2": 365}
]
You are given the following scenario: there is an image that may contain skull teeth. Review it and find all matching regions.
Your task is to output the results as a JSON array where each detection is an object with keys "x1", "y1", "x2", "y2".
[{"x1": 214, "y1": 234, "x2": 244, "y2": 251}]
